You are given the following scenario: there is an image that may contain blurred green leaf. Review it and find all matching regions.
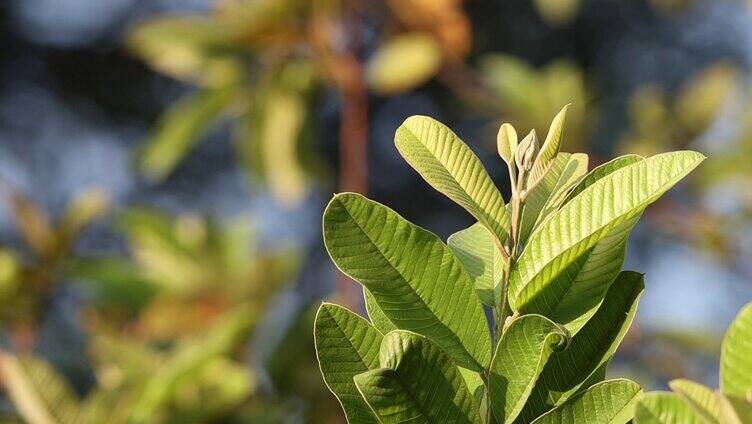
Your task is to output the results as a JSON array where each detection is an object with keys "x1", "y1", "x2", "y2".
[
  {"x1": 366, "y1": 33, "x2": 443, "y2": 95},
  {"x1": 533, "y1": 0, "x2": 581, "y2": 27},
  {"x1": 139, "y1": 88, "x2": 234, "y2": 182},
  {"x1": 0, "y1": 352, "x2": 81, "y2": 424},
  {"x1": 720, "y1": 302, "x2": 752, "y2": 399}
]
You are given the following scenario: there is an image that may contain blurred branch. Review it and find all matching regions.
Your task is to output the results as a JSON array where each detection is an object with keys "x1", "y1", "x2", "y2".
[{"x1": 312, "y1": 0, "x2": 367, "y2": 310}]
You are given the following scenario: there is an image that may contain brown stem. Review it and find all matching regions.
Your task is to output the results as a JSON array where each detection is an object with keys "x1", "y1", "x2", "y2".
[{"x1": 330, "y1": 4, "x2": 369, "y2": 311}]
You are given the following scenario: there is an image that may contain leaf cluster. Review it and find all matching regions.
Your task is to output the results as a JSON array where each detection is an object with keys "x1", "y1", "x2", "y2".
[{"x1": 315, "y1": 105, "x2": 705, "y2": 423}]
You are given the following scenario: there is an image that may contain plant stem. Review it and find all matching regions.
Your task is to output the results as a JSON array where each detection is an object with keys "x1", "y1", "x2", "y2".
[
  {"x1": 497, "y1": 166, "x2": 528, "y2": 339},
  {"x1": 485, "y1": 164, "x2": 528, "y2": 424}
]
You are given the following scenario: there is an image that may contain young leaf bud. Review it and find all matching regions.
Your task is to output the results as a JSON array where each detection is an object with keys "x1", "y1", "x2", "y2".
[
  {"x1": 515, "y1": 129, "x2": 539, "y2": 173},
  {"x1": 497, "y1": 123, "x2": 518, "y2": 166}
]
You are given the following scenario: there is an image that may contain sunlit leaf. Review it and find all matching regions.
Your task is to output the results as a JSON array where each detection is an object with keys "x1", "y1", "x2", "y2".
[
  {"x1": 527, "y1": 105, "x2": 570, "y2": 191},
  {"x1": 634, "y1": 392, "x2": 704, "y2": 424},
  {"x1": 668, "y1": 379, "x2": 722, "y2": 423},
  {"x1": 0, "y1": 352, "x2": 81, "y2": 424},
  {"x1": 363, "y1": 288, "x2": 397, "y2": 333},
  {"x1": 323, "y1": 193, "x2": 492, "y2": 371},
  {"x1": 720, "y1": 302, "x2": 752, "y2": 399},
  {"x1": 448, "y1": 223, "x2": 505, "y2": 306},
  {"x1": 519, "y1": 152, "x2": 588, "y2": 245},
  {"x1": 509, "y1": 151, "x2": 704, "y2": 314},
  {"x1": 532, "y1": 379, "x2": 642, "y2": 424},
  {"x1": 497, "y1": 123, "x2": 519, "y2": 168},
  {"x1": 395, "y1": 115, "x2": 509, "y2": 245},
  {"x1": 366, "y1": 33, "x2": 442, "y2": 95}
]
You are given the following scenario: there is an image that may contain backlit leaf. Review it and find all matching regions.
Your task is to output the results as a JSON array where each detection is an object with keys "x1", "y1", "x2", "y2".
[
  {"x1": 363, "y1": 288, "x2": 397, "y2": 333},
  {"x1": 448, "y1": 223, "x2": 505, "y2": 306},
  {"x1": 395, "y1": 115, "x2": 509, "y2": 245},
  {"x1": 0, "y1": 352, "x2": 81, "y2": 424},
  {"x1": 497, "y1": 123, "x2": 519, "y2": 167},
  {"x1": 669, "y1": 379, "x2": 722, "y2": 423},
  {"x1": 509, "y1": 151, "x2": 704, "y2": 313},
  {"x1": 720, "y1": 302, "x2": 752, "y2": 399},
  {"x1": 634, "y1": 392, "x2": 704, "y2": 424},
  {"x1": 527, "y1": 105, "x2": 570, "y2": 190},
  {"x1": 532, "y1": 379, "x2": 642, "y2": 424}
]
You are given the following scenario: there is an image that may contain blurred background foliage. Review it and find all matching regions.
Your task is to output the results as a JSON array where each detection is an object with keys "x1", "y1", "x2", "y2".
[{"x1": 1, "y1": 0, "x2": 752, "y2": 422}]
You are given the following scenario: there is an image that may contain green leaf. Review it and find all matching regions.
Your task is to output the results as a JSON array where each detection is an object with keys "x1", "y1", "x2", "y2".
[
  {"x1": 489, "y1": 315, "x2": 568, "y2": 423},
  {"x1": 527, "y1": 105, "x2": 570, "y2": 190},
  {"x1": 257, "y1": 89, "x2": 309, "y2": 207},
  {"x1": 139, "y1": 88, "x2": 232, "y2": 181},
  {"x1": 363, "y1": 287, "x2": 397, "y2": 333},
  {"x1": 395, "y1": 115, "x2": 509, "y2": 244},
  {"x1": 89, "y1": 334, "x2": 163, "y2": 384},
  {"x1": 513, "y1": 155, "x2": 646, "y2": 332},
  {"x1": 448, "y1": 222, "x2": 505, "y2": 306},
  {"x1": 718, "y1": 394, "x2": 752, "y2": 424},
  {"x1": 0, "y1": 352, "x2": 81, "y2": 424},
  {"x1": 563, "y1": 155, "x2": 644, "y2": 204},
  {"x1": 314, "y1": 303, "x2": 383, "y2": 424},
  {"x1": 127, "y1": 15, "x2": 240, "y2": 86},
  {"x1": 353, "y1": 331, "x2": 482, "y2": 424},
  {"x1": 668, "y1": 379, "x2": 722, "y2": 423},
  {"x1": 323, "y1": 193, "x2": 492, "y2": 371},
  {"x1": 519, "y1": 212, "x2": 640, "y2": 334},
  {"x1": 519, "y1": 271, "x2": 644, "y2": 421},
  {"x1": 634, "y1": 392, "x2": 704, "y2": 424},
  {"x1": 509, "y1": 151, "x2": 705, "y2": 313},
  {"x1": 519, "y1": 152, "x2": 588, "y2": 245},
  {"x1": 128, "y1": 304, "x2": 256, "y2": 423},
  {"x1": 532, "y1": 379, "x2": 642, "y2": 424},
  {"x1": 459, "y1": 367, "x2": 487, "y2": 407},
  {"x1": 497, "y1": 123, "x2": 519, "y2": 167},
  {"x1": 366, "y1": 33, "x2": 443, "y2": 95},
  {"x1": 530, "y1": 153, "x2": 589, "y2": 231},
  {"x1": 721, "y1": 302, "x2": 752, "y2": 399}
]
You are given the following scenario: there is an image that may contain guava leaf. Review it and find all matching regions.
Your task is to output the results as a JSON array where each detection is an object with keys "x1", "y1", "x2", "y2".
[
  {"x1": 489, "y1": 314, "x2": 568, "y2": 423},
  {"x1": 363, "y1": 288, "x2": 397, "y2": 333},
  {"x1": 314, "y1": 303, "x2": 382, "y2": 424},
  {"x1": 720, "y1": 302, "x2": 752, "y2": 399},
  {"x1": 634, "y1": 392, "x2": 704, "y2": 424},
  {"x1": 532, "y1": 379, "x2": 642, "y2": 424},
  {"x1": 448, "y1": 223, "x2": 505, "y2": 306},
  {"x1": 353, "y1": 331, "x2": 482, "y2": 424},
  {"x1": 323, "y1": 193, "x2": 492, "y2": 371},
  {"x1": 509, "y1": 151, "x2": 704, "y2": 313},
  {"x1": 518, "y1": 271, "x2": 644, "y2": 421},
  {"x1": 527, "y1": 105, "x2": 570, "y2": 191},
  {"x1": 395, "y1": 115, "x2": 509, "y2": 244},
  {"x1": 0, "y1": 352, "x2": 81, "y2": 424},
  {"x1": 669, "y1": 379, "x2": 722, "y2": 423}
]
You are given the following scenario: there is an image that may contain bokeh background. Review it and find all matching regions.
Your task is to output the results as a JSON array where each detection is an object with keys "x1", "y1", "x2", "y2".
[{"x1": 1, "y1": 0, "x2": 751, "y2": 422}]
